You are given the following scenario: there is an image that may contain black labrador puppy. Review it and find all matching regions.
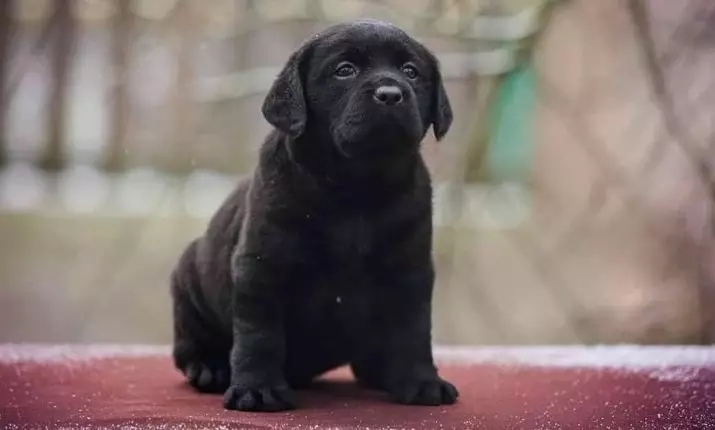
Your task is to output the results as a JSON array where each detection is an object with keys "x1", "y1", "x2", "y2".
[{"x1": 170, "y1": 19, "x2": 457, "y2": 412}]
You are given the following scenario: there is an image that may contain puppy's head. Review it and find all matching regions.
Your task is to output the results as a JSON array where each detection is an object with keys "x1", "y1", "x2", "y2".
[{"x1": 262, "y1": 20, "x2": 452, "y2": 159}]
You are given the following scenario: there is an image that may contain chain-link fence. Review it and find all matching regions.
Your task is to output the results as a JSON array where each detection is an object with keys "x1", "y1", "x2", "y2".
[{"x1": 0, "y1": 0, "x2": 713, "y2": 346}]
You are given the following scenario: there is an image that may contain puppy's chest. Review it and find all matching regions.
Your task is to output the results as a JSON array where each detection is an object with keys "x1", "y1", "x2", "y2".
[
  {"x1": 291, "y1": 215, "x2": 383, "y2": 337},
  {"x1": 322, "y1": 215, "x2": 375, "y2": 262}
]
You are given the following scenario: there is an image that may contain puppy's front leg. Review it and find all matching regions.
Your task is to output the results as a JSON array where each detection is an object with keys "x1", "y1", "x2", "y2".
[
  {"x1": 223, "y1": 254, "x2": 294, "y2": 412},
  {"x1": 383, "y1": 266, "x2": 459, "y2": 406}
]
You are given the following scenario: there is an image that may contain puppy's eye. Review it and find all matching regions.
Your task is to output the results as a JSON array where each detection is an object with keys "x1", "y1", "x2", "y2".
[
  {"x1": 334, "y1": 62, "x2": 358, "y2": 79},
  {"x1": 401, "y1": 63, "x2": 419, "y2": 79}
]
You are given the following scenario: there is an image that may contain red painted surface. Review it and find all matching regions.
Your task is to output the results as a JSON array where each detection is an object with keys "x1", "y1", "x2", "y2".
[{"x1": 0, "y1": 347, "x2": 714, "y2": 429}]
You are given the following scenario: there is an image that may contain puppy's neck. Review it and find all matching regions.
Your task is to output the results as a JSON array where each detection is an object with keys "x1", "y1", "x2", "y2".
[
  {"x1": 267, "y1": 130, "x2": 420, "y2": 202},
  {"x1": 302, "y1": 135, "x2": 416, "y2": 182}
]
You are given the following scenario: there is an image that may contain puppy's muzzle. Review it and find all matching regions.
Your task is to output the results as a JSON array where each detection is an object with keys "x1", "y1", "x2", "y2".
[
  {"x1": 373, "y1": 85, "x2": 403, "y2": 106},
  {"x1": 332, "y1": 74, "x2": 421, "y2": 156}
]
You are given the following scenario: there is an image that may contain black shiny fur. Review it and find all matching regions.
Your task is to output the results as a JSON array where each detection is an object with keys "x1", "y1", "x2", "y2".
[{"x1": 170, "y1": 19, "x2": 458, "y2": 412}]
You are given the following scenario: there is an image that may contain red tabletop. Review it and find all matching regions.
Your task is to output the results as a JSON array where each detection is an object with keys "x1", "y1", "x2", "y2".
[{"x1": 0, "y1": 345, "x2": 713, "y2": 429}]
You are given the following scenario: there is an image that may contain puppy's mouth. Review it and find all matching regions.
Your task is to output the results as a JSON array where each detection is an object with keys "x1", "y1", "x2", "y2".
[{"x1": 331, "y1": 103, "x2": 424, "y2": 159}]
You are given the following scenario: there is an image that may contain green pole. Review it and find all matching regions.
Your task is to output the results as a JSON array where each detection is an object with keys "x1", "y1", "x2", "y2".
[{"x1": 486, "y1": 64, "x2": 536, "y2": 184}]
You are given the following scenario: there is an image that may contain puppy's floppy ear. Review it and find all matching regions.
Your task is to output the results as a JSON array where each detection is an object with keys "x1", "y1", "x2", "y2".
[
  {"x1": 261, "y1": 43, "x2": 311, "y2": 138},
  {"x1": 428, "y1": 55, "x2": 453, "y2": 141}
]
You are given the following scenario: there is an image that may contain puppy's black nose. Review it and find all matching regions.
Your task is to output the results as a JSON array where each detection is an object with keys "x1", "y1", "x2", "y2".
[{"x1": 373, "y1": 85, "x2": 403, "y2": 106}]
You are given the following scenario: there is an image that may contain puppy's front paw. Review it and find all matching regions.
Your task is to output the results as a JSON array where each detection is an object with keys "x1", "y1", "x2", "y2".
[
  {"x1": 223, "y1": 383, "x2": 295, "y2": 412},
  {"x1": 389, "y1": 377, "x2": 459, "y2": 406}
]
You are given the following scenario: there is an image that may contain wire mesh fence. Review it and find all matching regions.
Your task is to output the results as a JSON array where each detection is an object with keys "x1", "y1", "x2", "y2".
[{"x1": 0, "y1": 0, "x2": 713, "y2": 346}]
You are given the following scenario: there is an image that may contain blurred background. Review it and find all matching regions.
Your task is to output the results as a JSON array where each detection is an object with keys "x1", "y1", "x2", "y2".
[{"x1": 1, "y1": 0, "x2": 714, "y2": 346}]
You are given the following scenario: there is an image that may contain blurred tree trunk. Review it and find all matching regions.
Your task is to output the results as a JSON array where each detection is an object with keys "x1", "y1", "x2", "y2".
[
  {"x1": 101, "y1": 0, "x2": 133, "y2": 172},
  {"x1": 39, "y1": 0, "x2": 75, "y2": 172},
  {"x1": 226, "y1": 0, "x2": 253, "y2": 173},
  {"x1": 0, "y1": 0, "x2": 13, "y2": 166},
  {"x1": 164, "y1": 0, "x2": 197, "y2": 174}
]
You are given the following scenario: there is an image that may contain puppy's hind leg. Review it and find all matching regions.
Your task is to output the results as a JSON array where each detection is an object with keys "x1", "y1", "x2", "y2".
[{"x1": 171, "y1": 243, "x2": 230, "y2": 393}]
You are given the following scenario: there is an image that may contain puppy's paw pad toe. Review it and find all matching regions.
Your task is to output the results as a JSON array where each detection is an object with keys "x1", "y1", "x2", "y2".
[
  {"x1": 390, "y1": 378, "x2": 459, "y2": 406},
  {"x1": 184, "y1": 361, "x2": 229, "y2": 393},
  {"x1": 223, "y1": 385, "x2": 295, "y2": 412}
]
